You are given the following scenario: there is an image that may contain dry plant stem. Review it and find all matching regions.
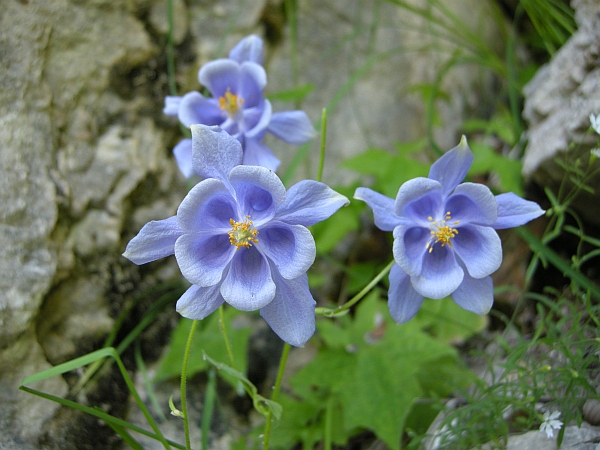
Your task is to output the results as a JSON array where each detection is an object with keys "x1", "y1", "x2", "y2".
[
  {"x1": 181, "y1": 319, "x2": 199, "y2": 450},
  {"x1": 263, "y1": 342, "x2": 291, "y2": 450}
]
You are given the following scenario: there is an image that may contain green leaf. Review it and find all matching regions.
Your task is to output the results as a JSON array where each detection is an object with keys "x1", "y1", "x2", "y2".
[
  {"x1": 202, "y1": 352, "x2": 282, "y2": 419},
  {"x1": 154, "y1": 309, "x2": 251, "y2": 389},
  {"x1": 469, "y1": 142, "x2": 524, "y2": 196},
  {"x1": 267, "y1": 83, "x2": 314, "y2": 102}
]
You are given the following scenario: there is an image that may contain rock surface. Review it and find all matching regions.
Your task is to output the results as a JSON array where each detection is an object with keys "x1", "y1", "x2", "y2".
[{"x1": 522, "y1": 0, "x2": 600, "y2": 224}]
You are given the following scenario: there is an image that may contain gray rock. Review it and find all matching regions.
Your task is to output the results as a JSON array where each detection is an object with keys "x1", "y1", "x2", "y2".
[{"x1": 522, "y1": 0, "x2": 600, "y2": 224}]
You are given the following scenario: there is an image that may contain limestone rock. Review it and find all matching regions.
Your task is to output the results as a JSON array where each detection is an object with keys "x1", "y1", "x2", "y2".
[{"x1": 522, "y1": 0, "x2": 600, "y2": 224}]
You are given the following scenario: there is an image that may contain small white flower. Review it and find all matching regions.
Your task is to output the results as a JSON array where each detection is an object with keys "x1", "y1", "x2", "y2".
[
  {"x1": 590, "y1": 113, "x2": 600, "y2": 135},
  {"x1": 539, "y1": 411, "x2": 563, "y2": 438},
  {"x1": 591, "y1": 148, "x2": 600, "y2": 158}
]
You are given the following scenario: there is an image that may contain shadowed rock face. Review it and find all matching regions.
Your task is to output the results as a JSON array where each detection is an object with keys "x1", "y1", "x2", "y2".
[
  {"x1": 0, "y1": 0, "x2": 505, "y2": 447},
  {"x1": 523, "y1": 0, "x2": 600, "y2": 225}
]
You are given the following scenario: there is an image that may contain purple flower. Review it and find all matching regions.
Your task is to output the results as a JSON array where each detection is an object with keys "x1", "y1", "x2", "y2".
[
  {"x1": 164, "y1": 35, "x2": 314, "y2": 175},
  {"x1": 355, "y1": 137, "x2": 544, "y2": 323},
  {"x1": 124, "y1": 125, "x2": 348, "y2": 346}
]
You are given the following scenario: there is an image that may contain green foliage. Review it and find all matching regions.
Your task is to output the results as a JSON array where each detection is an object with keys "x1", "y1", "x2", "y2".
[
  {"x1": 155, "y1": 309, "x2": 252, "y2": 389},
  {"x1": 269, "y1": 292, "x2": 482, "y2": 449}
]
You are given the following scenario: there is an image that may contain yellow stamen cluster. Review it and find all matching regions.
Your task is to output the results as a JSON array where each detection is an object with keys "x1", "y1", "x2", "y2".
[
  {"x1": 426, "y1": 212, "x2": 459, "y2": 253},
  {"x1": 218, "y1": 89, "x2": 244, "y2": 118},
  {"x1": 228, "y1": 216, "x2": 258, "y2": 250}
]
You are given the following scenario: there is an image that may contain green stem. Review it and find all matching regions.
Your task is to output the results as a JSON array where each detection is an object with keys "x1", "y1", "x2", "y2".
[
  {"x1": 262, "y1": 343, "x2": 291, "y2": 450},
  {"x1": 316, "y1": 259, "x2": 394, "y2": 317},
  {"x1": 317, "y1": 108, "x2": 327, "y2": 183},
  {"x1": 181, "y1": 320, "x2": 199, "y2": 450},
  {"x1": 324, "y1": 396, "x2": 334, "y2": 450},
  {"x1": 218, "y1": 305, "x2": 236, "y2": 369}
]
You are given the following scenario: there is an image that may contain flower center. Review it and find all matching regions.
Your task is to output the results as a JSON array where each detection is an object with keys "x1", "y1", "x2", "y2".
[
  {"x1": 228, "y1": 216, "x2": 258, "y2": 250},
  {"x1": 218, "y1": 89, "x2": 244, "y2": 118},
  {"x1": 426, "y1": 211, "x2": 459, "y2": 253}
]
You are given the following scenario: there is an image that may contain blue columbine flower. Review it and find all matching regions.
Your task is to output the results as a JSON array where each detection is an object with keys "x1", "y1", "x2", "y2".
[
  {"x1": 124, "y1": 125, "x2": 348, "y2": 346},
  {"x1": 355, "y1": 137, "x2": 544, "y2": 323},
  {"x1": 164, "y1": 35, "x2": 314, "y2": 176}
]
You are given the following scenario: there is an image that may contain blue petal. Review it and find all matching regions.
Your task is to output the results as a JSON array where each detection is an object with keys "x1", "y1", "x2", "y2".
[
  {"x1": 173, "y1": 139, "x2": 194, "y2": 178},
  {"x1": 243, "y1": 100, "x2": 271, "y2": 138},
  {"x1": 239, "y1": 62, "x2": 267, "y2": 108},
  {"x1": 492, "y1": 193, "x2": 545, "y2": 230},
  {"x1": 388, "y1": 263, "x2": 424, "y2": 323},
  {"x1": 428, "y1": 136, "x2": 473, "y2": 196},
  {"x1": 260, "y1": 271, "x2": 316, "y2": 347},
  {"x1": 198, "y1": 59, "x2": 241, "y2": 98},
  {"x1": 243, "y1": 138, "x2": 280, "y2": 171},
  {"x1": 176, "y1": 284, "x2": 225, "y2": 320},
  {"x1": 178, "y1": 91, "x2": 223, "y2": 127},
  {"x1": 354, "y1": 187, "x2": 403, "y2": 231},
  {"x1": 452, "y1": 273, "x2": 494, "y2": 315},
  {"x1": 452, "y1": 224, "x2": 502, "y2": 278},
  {"x1": 163, "y1": 96, "x2": 182, "y2": 117},
  {"x1": 445, "y1": 182, "x2": 497, "y2": 226},
  {"x1": 267, "y1": 111, "x2": 315, "y2": 145},
  {"x1": 123, "y1": 216, "x2": 184, "y2": 265},
  {"x1": 394, "y1": 178, "x2": 444, "y2": 223},
  {"x1": 191, "y1": 124, "x2": 243, "y2": 181},
  {"x1": 228, "y1": 35, "x2": 264, "y2": 65},
  {"x1": 275, "y1": 180, "x2": 349, "y2": 227},
  {"x1": 411, "y1": 244, "x2": 464, "y2": 299},
  {"x1": 177, "y1": 178, "x2": 236, "y2": 232},
  {"x1": 220, "y1": 246, "x2": 276, "y2": 310},
  {"x1": 228, "y1": 165, "x2": 286, "y2": 223},
  {"x1": 175, "y1": 233, "x2": 235, "y2": 286},
  {"x1": 256, "y1": 221, "x2": 315, "y2": 279},
  {"x1": 393, "y1": 224, "x2": 429, "y2": 277}
]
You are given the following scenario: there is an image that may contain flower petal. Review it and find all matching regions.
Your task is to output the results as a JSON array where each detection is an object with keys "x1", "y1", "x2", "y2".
[
  {"x1": 260, "y1": 271, "x2": 316, "y2": 347},
  {"x1": 178, "y1": 91, "x2": 223, "y2": 127},
  {"x1": 175, "y1": 233, "x2": 234, "y2": 286},
  {"x1": 256, "y1": 221, "x2": 315, "y2": 279},
  {"x1": 198, "y1": 59, "x2": 241, "y2": 97},
  {"x1": 428, "y1": 136, "x2": 473, "y2": 196},
  {"x1": 275, "y1": 180, "x2": 349, "y2": 226},
  {"x1": 173, "y1": 139, "x2": 194, "y2": 178},
  {"x1": 123, "y1": 216, "x2": 184, "y2": 265},
  {"x1": 177, "y1": 178, "x2": 236, "y2": 232},
  {"x1": 411, "y1": 244, "x2": 464, "y2": 299},
  {"x1": 445, "y1": 182, "x2": 497, "y2": 226},
  {"x1": 191, "y1": 124, "x2": 243, "y2": 181},
  {"x1": 394, "y1": 178, "x2": 444, "y2": 223},
  {"x1": 228, "y1": 165, "x2": 286, "y2": 223},
  {"x1": 452, "y1": 224, "x2": 502, "y2": 278},
  {"x1": 267, "y1": 111, "x2": 315, "y2": 145},
  {"x1": 243, "y1": 138, "x2": 280, "y2": 171},
  {"x1": 238, "y1": 62, "x2": 267, "y2": 107},
  {"x1": 228, "y1": 35, "x2": 264, "y2": 65},
  {"x1": 176, "y1": 284, "x2": 225, "y2": 320},
  {"x1": 492, "y1": 192, "x2": 545, "y2": 229},
  {"x1": 387, "y1": 263, "x2": 425, "y2": 323},
  {"x1": 163, "y1": 96, "x2": 182, "y2": 117},
  {"x1": 354, "y1": 187, "x2": 403, "y2": 231},
  {"x1": 451, "y1": 273, "x2": 493, "y2": 315},
  {"x1": 220, "y1": 246, "x2": 276, "y2": 310},
  {"x1": 243, "y1": 100, "x2": 271, "y2": 138},
  {"x1": 393, "y1": 224, "x2": 429, "y2": 277}
]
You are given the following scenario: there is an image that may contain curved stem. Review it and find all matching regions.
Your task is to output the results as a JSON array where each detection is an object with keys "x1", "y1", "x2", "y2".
[
  {"x1": 262, "y1": 343, "x2": 291, "y2": 450},
  {"x1": 181, "y1": 320, "x2": 199, "y2": 450},
  {"x1": 218, "y1": 305, "x2": 236, "y2": 369},
  {"x1": 315, "y1": 259, "x2": 394, "y2": 317}
]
